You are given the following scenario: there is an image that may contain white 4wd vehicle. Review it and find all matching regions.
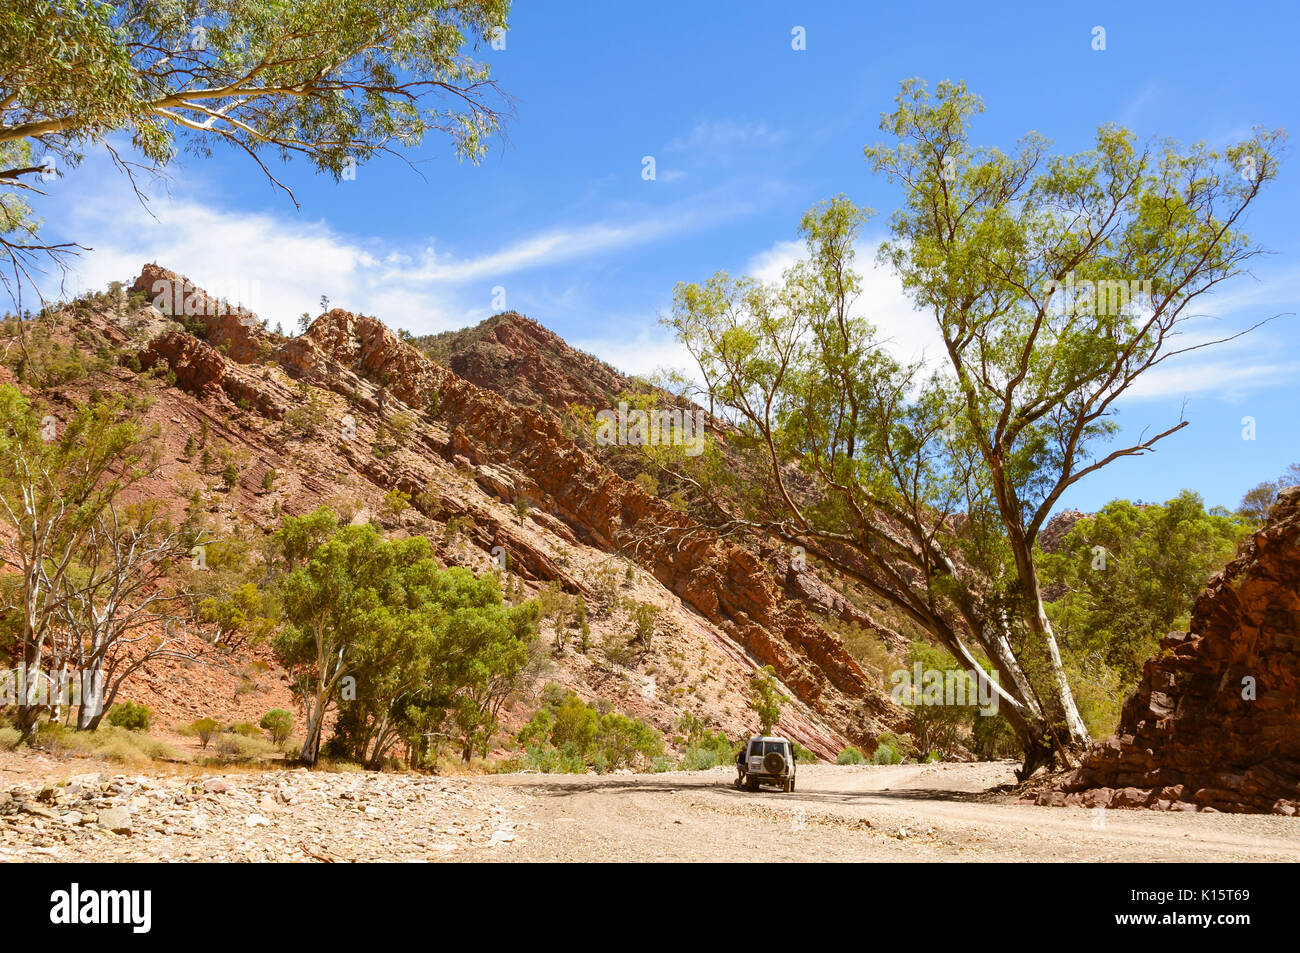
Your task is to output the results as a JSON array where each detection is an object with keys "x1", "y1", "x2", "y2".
[{"x1": 734, "y1": 735, "x2": 797, "y2": 792}]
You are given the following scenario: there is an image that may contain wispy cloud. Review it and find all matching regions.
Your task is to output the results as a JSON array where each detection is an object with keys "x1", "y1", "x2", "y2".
[
  {"x1": 388, "y1": 204, "x2": 731, "y2": 284},
  {"x1": 744, "y1": 236, "x2": 947, "y2": 368},
  {"x1": 665, "y1": 119, "x2": 787, "y2": 156},
  {"x1": 25, "y1": 150, "x2": 754, "y2": 335}
]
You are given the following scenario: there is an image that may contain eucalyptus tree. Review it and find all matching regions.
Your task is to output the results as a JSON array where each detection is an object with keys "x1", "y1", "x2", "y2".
[
  {"x1": 0, "y1": 0, "x2": 511, "y2": 297},
  {"x1": 666, "y1": 80, "x2": 1282, "y2": 772},
  {"x1": 0, "y1": 385, "x2": 158, "y2": 736}
]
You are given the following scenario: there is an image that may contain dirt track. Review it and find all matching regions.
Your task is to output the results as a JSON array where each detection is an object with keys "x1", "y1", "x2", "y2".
[
  {"x1": 474, "y1": 762, "x2": 1300, "y2": 862},
  {"x1": 4, "y1": 757, "x2": 1298, "y2": 862}
]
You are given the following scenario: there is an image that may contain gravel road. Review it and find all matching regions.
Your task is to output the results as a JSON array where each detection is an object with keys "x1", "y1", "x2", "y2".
[
  {"x1": 3, "y1": 757, "x2": 1296, "y2": 862},
  {"x1": 474, "y1": 761, "x2": 1300, "y2": 862}
]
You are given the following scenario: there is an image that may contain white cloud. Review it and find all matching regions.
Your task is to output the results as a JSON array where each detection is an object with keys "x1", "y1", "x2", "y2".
[
  {"x1": 389, "y1": 215, "x2": 689, "y2": 284},
  {"x1": 744, "y1": 235, "x2": 946, "y2": 368},
  {"x1": 665, "y1": 119, "x2": 786, "y2": 156},
  {"x1": 27, "y1": 150, "x2": 752, "y2": 337},
  {"x1": 573, "y1": 323, "x2": 696, "y2": 381}
]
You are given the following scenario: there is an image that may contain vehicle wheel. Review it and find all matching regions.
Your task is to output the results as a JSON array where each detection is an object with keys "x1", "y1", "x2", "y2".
[
  {"x1": 783, "y1": 778, "x2": 792, "y2": 793},
  {"x1": 790, "y1": 777, "x2": 796, "y2": 793},
  {"x1": 746, "y1": 776, "x2": 759, "y2": 791}
]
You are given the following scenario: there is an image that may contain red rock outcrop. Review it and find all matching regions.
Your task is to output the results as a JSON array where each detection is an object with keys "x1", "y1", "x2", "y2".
[
  {"x1": 131, "y1": 263, "x2": 270, "y2": 364},
  {"x1": 287, "y1": 309, "x2": 903, "y2": 747},
  {"x1": 139, "y1": 331, "x2": 287, "y2": 419},
  {"x1": 1035, "y1": 486, "x2": 1300, "y2": 814}
]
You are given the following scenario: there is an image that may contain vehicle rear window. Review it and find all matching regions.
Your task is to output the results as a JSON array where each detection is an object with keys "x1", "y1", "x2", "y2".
[{"x1": 751, "y1": 741, "x2": 786, "y2": 756}]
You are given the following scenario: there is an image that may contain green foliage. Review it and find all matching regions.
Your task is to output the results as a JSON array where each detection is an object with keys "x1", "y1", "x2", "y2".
[
  {"x1": 970, "y1": 712, "x2": 1020, "y2": 761},
  {"x1": 260, "y1": 709, "x2": 293, "y2": 744},
  {"x1": 184, "y1": 717, "x2": 221, "y2": 749},
  {"x1": 41, "y1": 724, "x2": 182, "y2": 763},
  {"x1": 374, "y1": 411, "x2": 414, "y2": 458},
  {"x1": 214, "y1": 732, "x2": 276, "y2": 761},
  {"x1": 516, "y1": 690, "x2": 664, "y2": 773},
  {"x1": 572, "y1": 595, "x2": 591, "y2": 653},
  {"x1": 1239, "y1": 464, "x2": 1299, "y2": 524},
  {"x1": 284, "y1": 390, "x2": 328, "y2": 438},
  {"x1": 897, "y1": 641, "x2": 981, "y2": 760},
  {"x1": 105, "y1": 700, "x2": 150, "y2": 732},
  {"x1": 198, "y1": 580, "x2": 278, "y2": 649},
  {"x1": 534, "y1": 581, "x2": 570, "y2": 653},
  {"x1": 381, "y1": 487, "x2": 411, "y2": 520},
  {"x1": 790, "y1": 741, "x2": 819, "y2": 764},
  {"x1": 276, "y1": 516, "x2": 540, "y2": 767},
  {"x1": 1, "y1": 0, "x2": 511, "y2": 283},
  {"x1": 595, "y1": 712, "x2": 664, "y2": 770},
  {"x1": 2, "y1": 321, "x2": 110, "y2": 386},
  {"x1": 0, "y1": 387, "x2": 156, "y2": 705},
  {"x1": 871, "y1": 743, "x2": 901, "y2": 765},
  {"x1": 0, "y1": 726, "x2": 20, "y2": 750},
  {"x1": 630, "y1": 601, "x2": 657, "y2": 647},
  {"x1": 837, "y1": 746, "x2": 865, "y2": 765},
  {"x1": 747, "y1": 665, "x2": 784, "y2": 735},
  {"x1": 873, "y1": 730, "x2": 915, "y2": 763},
  {"x1": 665, "y1": 78, "x2": 1283, "y2": 767},
  {"x1": 550, "y1": 693, "x2": 598, "y2": 752},
  {"x1": 1039, "y1": 491, "x2": 1250, "y2": 736},
  {"x1": 270, "y1": 506, "x2": 340, "y2": 571}
]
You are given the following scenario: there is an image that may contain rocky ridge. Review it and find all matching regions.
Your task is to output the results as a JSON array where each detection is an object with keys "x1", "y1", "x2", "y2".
[{"x1": 20, "y1": 265, "x2": 908, "y2": 757}]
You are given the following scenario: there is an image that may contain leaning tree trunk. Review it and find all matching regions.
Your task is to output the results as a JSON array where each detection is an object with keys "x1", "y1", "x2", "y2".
[
  {"x1": 76, "y1": 667, "x2": 106, "y2": 731},
  {"x1": 1006, "y1": 532, "x2": 1091, "y2": 766},
  {"x1": 299, "y1": 705, "x2": 326, "y2": 765}
]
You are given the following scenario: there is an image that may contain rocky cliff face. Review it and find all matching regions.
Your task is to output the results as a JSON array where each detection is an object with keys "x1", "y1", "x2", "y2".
[
  {"x1": 283, "y1": 309, "x2": 902, "y2": 750},
  {"x1": 1034, "y1": 486, "x2": 1300, "y2": 814},
  {"x1": 28, "y1": 268, "x2": 907, "y2": 758},
  {"x1": 416, "y1": 312, "x2": 635, "y2": 414}
]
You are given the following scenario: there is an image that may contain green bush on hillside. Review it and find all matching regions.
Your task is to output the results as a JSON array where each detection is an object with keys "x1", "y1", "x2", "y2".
[{"x1": 106, "y1": 701, "x2": 151, "y2": 732}]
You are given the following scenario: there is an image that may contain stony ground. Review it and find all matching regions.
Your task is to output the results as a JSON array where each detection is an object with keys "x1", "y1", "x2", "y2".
[
  {"x1": 0, "y1": 765, "x2": 532, "y2": 862},
  {"x1": 3, "y1": 755, "x2": 1297, "y2": 862}
]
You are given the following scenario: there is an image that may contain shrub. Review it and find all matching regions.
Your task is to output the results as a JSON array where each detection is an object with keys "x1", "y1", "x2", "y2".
[
  {"x1": 215, "y1": 733, "x2": 276, "y2": 760},
  {"x1": 747, "y1": 665, "x2": 784, "y2": 735},
  {"x1": 836, "y1": 746, "x2": 865, "y2": 765},
  {"x1": 594, "y1": 712, "x2": 663, "y2": 770},
  {"x1": 94, "y1": 728, "x2": 180, "y2": 762},
  {"x1": 675, "y1": 714, "x2": 734, "y2": 771},
  {"x1": 678, "y1": 746, "x2": 722, "y2": 770},
  {"x1": 260, "y1": 709, "x2": 294, "y2": 744},
  {"x1": 106, "y1": 701, "x2": 151, "y2": 732},
  {"x1": 875, "y1": 730, "x2": 916, "y2": 761},
  {"x1": 791, "y1": 741, "x2": 819, "y2": 764},
  {"x1": 229, "y1": 722, "x2": 262, "y2": 737},
  {"x1": 186, "y1": 717, "x2": 221, "y2": 749},
  {"x1": 381, "y1": 488, "x2": 410, "y2": 520},
  {"x1": 871, "y1": 743, "x2": 901, "y2": 765},
  {"x1": 0, "y1": 727, "x2": 20, "y2": 751},
  {"x1": 630, "y1": 601, "x2": 657, "y2": 647}
]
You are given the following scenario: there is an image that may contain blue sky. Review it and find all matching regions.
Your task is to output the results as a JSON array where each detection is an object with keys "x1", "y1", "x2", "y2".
[{"x1": 27, "y1": 0, "x2": 1300, "y2": 515}]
